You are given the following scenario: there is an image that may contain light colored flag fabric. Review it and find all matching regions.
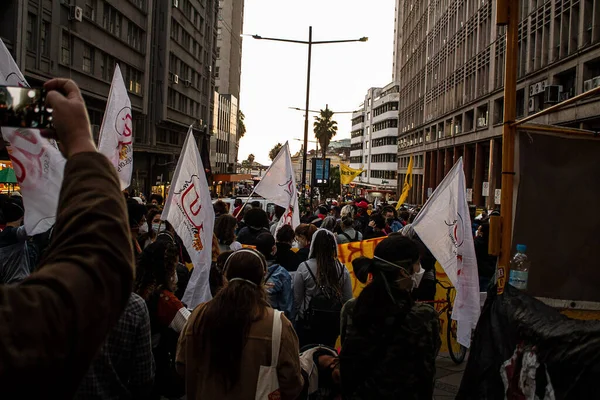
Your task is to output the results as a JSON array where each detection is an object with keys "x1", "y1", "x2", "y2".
[
  {"x1": 397, "y1": 155, "x2": 414, "y2": 209},
  {"x1": 339, "y1": 163, "x2": 363, "y2": 185},
  {"x1": 254, "y1": 142, "x2": 300, "y2": 230},
  {"x1": 162, "y1": 127, "x2": 215, "y2": 308},
  {"x1": 98, "y1": 64, "x2": 133, "y2": 190},
  {"x1": 412, "y1": 157, "x2": 480, "y2": 347},
  {"x1": 0, "y1": 39, "x2": 66, "y2": 235}
]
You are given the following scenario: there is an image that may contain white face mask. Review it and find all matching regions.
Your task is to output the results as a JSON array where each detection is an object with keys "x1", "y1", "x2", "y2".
[
  {"x1": 138, "y1": 223, "x2": 148, "y2": 234},
  {"x1": 411, "y1": 263, "x2": 425, "y2": 289}
]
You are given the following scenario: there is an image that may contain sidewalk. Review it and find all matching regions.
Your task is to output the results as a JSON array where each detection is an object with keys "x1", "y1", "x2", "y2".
[{"x1": 434, "y1": 352, "x2": 466, "y2": 399}]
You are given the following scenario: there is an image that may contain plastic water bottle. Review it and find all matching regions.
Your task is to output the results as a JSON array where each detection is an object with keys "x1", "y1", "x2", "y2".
[{"x1": 509, "y1": 244, "x2": 530, "y2": 290}]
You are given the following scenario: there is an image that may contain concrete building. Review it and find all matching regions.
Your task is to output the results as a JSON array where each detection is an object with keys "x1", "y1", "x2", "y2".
[
  {"x1": 212, "y1": 0, "x2": 244, "y2": 174},
  {"x1": 349, "y1": 82, "x2": 400, "y2": 197},
  {"x1": 395, "y1": 0, "x2": 600, "y2": 207},
  {"x1": 0, "y1": 0, "x2": 218, "y2": 196}
]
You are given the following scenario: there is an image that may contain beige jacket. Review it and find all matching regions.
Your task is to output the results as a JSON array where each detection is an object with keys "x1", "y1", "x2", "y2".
[{"x1": 177, "y1": 305, "x2": 304, "y2": 399}]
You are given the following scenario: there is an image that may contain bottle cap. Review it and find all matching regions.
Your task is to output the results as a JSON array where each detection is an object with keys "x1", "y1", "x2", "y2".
[{"x1": 516, "y1": 244, "x2": 527, "y2": 253}]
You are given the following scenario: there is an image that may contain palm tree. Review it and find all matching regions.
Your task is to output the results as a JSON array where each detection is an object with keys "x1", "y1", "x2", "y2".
[
  {"x1": 313, "y1": 106, "x2": 338, "y2": 182},
  {"x1": 269, "y1": 143, "x2": 283, "y2": 161}
]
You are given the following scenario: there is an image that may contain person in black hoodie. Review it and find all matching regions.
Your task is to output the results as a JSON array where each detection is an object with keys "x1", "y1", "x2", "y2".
[
  {"x1": 275, "y1": 225, "x2": 301, "y2": 272},
  {"x1": 236, "y1": 208, "x2": 270, "y2": 246}
]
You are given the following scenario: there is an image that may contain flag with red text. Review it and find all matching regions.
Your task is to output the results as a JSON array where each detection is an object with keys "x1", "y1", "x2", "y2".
[
  {"x1": 162, "y1": 126, "x2": 215, "y2": 308},
  {"x1": 0, "y1": 38, "x2": 65, "y2": 235},
  {"x1": 98, "y1": 64, "x2": 133, "y2": 190},
  {"x1": 412, "y1": 158, "x2": 480, "y2": 347}
]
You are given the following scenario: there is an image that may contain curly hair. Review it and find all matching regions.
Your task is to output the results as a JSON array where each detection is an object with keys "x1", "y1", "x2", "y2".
[
  {"x1": 134, "y1": 241, "x2": 179, "y2": 300},
  {"x1": 214, "y1": 214, "x2": 237, "y2": 245}
]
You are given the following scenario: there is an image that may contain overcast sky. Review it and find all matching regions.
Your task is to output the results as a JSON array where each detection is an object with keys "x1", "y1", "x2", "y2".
[{"x1": 238, "y1": 0, "x2": 396, "y2": 165}]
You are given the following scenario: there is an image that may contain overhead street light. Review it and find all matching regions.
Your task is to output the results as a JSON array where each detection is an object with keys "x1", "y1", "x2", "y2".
[{"x1": 244, "y1": 27, "x2": 368, "y2": 202}]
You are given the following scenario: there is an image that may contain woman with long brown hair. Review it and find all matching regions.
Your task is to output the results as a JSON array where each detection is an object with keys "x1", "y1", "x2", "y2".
[
  {"x1": 293, "y1": 229, "x2": 353, "y2": 347},
  {"x1": 176, "y1": 249, "x2": 304, "y2": 399}
]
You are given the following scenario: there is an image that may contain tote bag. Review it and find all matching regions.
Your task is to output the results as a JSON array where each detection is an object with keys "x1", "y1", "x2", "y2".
[{"x1": 255, "y1": 310, "x2": 283, "y2": 400}]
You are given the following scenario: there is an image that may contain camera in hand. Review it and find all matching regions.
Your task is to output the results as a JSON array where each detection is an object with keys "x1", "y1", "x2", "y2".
[{"x1": 0, "y1": 86, "x2": 53, "y2": 129}]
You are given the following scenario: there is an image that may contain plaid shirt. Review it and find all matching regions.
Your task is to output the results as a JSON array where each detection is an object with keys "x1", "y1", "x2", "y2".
[{"x1": 75, "y1": 293, "x2": 155, "y2": 399}]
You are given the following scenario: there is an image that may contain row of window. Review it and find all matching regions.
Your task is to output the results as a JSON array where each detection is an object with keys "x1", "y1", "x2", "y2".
[
  {"x1": 372, "y1": 119, "x2": 398, "y2": 133},
  {"x1": 167, "y1": 88, "x2": 207, "y2": 119},
  {"x1": 371, "y1": 154, "x2": 397, "y2": 163},
  {"x1": 59, "y1": 32, "x2": 143, "y2": 95},
  {"x1": 176, "y1": 0, "x2": 208, "y2": 34},
  {"x1": 399, "y1": 155, "x2": 424, "y2": 169},
  {"x1": 370, "y1": 170, "x2": 397, "y2": 180},
  {"x1": 373, "y1": 101, "x2": 399, "y2": 117},
  {"x1": 25, "y1": 14, "x2": 50, "y2": 56},
  {"x1": 349, "y1": 156, "x2": 362, "y2": 164},
  {"x1": 100, "y1": 2, "x2": 145, "y2": 51},
  {"x1": 171, "y1": 19, "x2": 210, "y2": 65},
  {"x1": 351, "y1": 115, "x2": 365, "y2": 125},
  {"x1": 372, "y1": 137, "x2": 398, "y2": 148}
]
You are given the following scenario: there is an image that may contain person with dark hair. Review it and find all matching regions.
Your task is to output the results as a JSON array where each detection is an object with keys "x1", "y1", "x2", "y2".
[
  {"x1": 135, "y1": 241, "x2": 190, "y2": 398},
  {"x1": 213, "y1": 200, "x2": 228, "y2": 218},
  {"x1": 127, "y1": 200, "x2": 148, "y2": 257},
  {"x1": 336, "y1": 216, "x2": 363, "y2": 244},
  {"x1": 340, "y1": 235, "x2": 440, "y2": 399},
  {"x1": 139, "y1": 208, "x2": 161, "y2": 249},
  {"x1": 251, "y1": 200, "x2": 262, "y2": 209},
  {"x1": 363, "y1": 213, "x2": 388, "y2": 240},
  {"x1": 176, "y1": 249, "x2": 304, "y2": 399},
  {"x1": 400, "y1": 224, "x2": 437, "y2": 302},
  {"x1": 294, "y1": 223, "x2": 318, "y2": 263},
  {"x1": 275, "y1": 224, "x2": 301, "y2": 272},
  {"x1": 293, "y1": 229, "x2": 353, "y2": 347},
  {"x1": 475, "y1": 223, "x2": 497, "y2": 291},
  {"x1": 150, "y1": 194, "x2": 163, "y2": 207},
  {"x1": 236, "y1": 208, "x2": 270, "y2": 246},
  {"x1": 256, "y1": 232, "x2": 294, "y2": 319},
  {"x1": 269, "y1": 205, "x2": 286, "y2": 235},
  {"x1": 0, "y1": 195, "x2": 30, "y2": 284},
  {"x1": 154, "y1": 224, "x2": 192, "y2": 303},
  {"x1": 214, "y1": 214, "x2": 240, "y2": 252},
  {"x1": 232, "y1": 198, "x2": 244, "y2": 222},
  {"x1": 382, "y1": 206, "x2": 403, "y2": 234}
]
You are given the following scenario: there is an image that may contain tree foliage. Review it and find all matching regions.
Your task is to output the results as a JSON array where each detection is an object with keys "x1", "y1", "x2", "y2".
[
  {"x1": 269, "y1": 143, "x2": 284, "y2": 161},
  {"x1": 247, "y1": 154, "x2": 255, "y2": 164},
  {"x1": 313, "y1": 107, "x2": 338, "y2": 160},
  {"x1": 238, "y1": 110, "x2": 246, "y2": 138}
]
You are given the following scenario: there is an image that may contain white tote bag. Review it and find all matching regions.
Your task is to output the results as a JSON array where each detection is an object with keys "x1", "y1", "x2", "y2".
[{"x1": 255, "y1": 310, "x2": 282, "y2": 400}]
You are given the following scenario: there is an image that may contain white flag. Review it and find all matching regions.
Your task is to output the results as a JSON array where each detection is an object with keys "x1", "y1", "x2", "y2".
[
  {"x1": 98, "y1": 64, "x2": 133, "y2": 190},
  {"x1": 412, "y1": 157, "x2": 480, "y2": 347},
  {"x1": 162, "y1": 127, "x2": 214, "y2": 308},
  {"x1": 253, "y1": 142, "x2": 300, "y2": 231},
  {"x1": 0, "y1": 39, "x2": 66, "y2": 235}
]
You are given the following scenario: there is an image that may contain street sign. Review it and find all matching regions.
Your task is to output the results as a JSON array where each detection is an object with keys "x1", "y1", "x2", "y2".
[
  {"x1": 482, "y1": 182, "x2": 490, "y2": 197},
  {"x1": 466, "y1": 188, "x2": 473, "y2": 202},
  {"x1": 495, "y1": 189, "x2": 501, "y2": 205}
]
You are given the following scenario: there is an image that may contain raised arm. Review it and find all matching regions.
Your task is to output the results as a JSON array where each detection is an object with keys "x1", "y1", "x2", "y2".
[{"x1": 0, "y1": 79, "x2": 134, "y2": 397}]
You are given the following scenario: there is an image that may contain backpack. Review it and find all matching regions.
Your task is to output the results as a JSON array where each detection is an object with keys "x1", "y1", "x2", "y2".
[
  {"x1": 300, "y1": 262, "x2": 344, "y2": 347},
  {"x1": 340, "y1": 230, "x2": 360, "y2": 243}
]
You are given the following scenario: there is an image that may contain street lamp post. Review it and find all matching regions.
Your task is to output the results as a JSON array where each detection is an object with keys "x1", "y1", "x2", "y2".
[{"x1": 246, "y1": 27, "x2": 368, "y2": 202}]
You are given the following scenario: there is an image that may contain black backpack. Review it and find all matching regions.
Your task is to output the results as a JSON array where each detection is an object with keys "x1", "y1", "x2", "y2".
[{"x1": 301, "y1": 262, "x2": 344, "y2": 347}]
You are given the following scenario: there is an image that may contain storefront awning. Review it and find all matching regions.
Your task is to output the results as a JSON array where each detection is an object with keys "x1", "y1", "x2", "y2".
[
  {"x1": 0, "y1": 168, "x2": 17, "y2": 184},
  {"x1": 212, "y1": 173, "x2": 253, "y2": 182}
]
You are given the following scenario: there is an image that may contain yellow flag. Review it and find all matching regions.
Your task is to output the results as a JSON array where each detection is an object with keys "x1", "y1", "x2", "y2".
[
  {"x1": 340, "y1": 163, "x2": 363, "y2": 185},
  {"x1": 397, "y1": 155, "x2": 414, "y2": 209}
]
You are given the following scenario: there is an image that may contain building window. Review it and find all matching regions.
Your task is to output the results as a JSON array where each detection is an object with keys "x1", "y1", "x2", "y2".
[
  {"x1": 84, "y1": 0, "x2": 97, "y2": 21},
  {"x1": 26, "y1": 13, "x2": 37, "y2": 52},
  {"x1": 103, "y1": 4, "x2": 122, "y2": 37},
  {"x1": 82, "y1": 44, "x2": 94, "y2": 73},
  {"x1": 216, "y1": 46, "x2": 220, "y2": 59},
  {"x1": 40, "y1": 21, "x2": 50, "y2": 56},
  {"x1": 127, "y1": 22, "x2": 142, "y2": 50},
  {"x1": 101, "y1": 53, "x2": 116, "y2": 80},
  {"x1": 215, "y1": 66, "x2": 219, "y2": 78},
  {"x1": 61, "y1": 32, "x2": 71, "y2": 65},
  {"x1": 171, "y1": 20, "x2": 180, "y2": 40},
  {"x1": 167, "y1": 88, "x2": 176, "y2": 108},
  {"x1": 129, "y1": 0, "x2": 145, "y2": 10},
  {"x1": 125, "y1": 65, "x2": 142, "y2": 94}
]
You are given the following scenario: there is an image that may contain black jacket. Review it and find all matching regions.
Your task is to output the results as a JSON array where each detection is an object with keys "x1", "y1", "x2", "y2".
[
  {"x1": 236, "y1": 226, "x2": 270, "y2": 246},
  {"x1": 275, "y1": 243, "x2": 301, "y2": 272}
]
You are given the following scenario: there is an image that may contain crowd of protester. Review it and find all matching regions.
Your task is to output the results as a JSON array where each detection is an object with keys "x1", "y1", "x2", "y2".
[{"x1": 0, "y1": 78, "x2": 503, "y2": 399}]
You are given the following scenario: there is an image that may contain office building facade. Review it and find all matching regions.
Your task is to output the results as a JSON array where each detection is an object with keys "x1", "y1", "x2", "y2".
[
  {"x1": 0, "y1": 0, "x2": 218, "y2": 196},
  {"x1": 349, "y1": 82, "x2": 400, "y2": 198},
  {"x1": 395, "y1": 0, "x2": 600, "y2": 207}
]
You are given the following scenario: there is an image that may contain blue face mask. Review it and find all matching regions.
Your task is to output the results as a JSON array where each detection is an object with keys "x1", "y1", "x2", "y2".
[{"x1": 152, "y1": 223, "x2": 161, "y2": 233}]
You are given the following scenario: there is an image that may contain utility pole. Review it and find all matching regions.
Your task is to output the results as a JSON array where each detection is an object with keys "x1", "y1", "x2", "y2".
[{"x1": 496, "y1": 0, "x2": 519, "y2": 295}]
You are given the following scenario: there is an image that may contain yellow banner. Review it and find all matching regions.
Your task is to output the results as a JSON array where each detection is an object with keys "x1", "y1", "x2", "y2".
[
  {"x1": 339, "y1": 163, "x2": 363, "y2": 185},
  {"x1": 397, "y1": 155, "x2": 414, "y2": 209}
]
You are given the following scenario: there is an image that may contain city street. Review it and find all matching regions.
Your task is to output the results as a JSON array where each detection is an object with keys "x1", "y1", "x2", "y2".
[{"x1": 434, "y1": 353, "x2": 467, "y2": 399}]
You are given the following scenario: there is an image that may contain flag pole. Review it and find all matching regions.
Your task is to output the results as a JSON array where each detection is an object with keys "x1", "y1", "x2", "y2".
[{"x1": 233, "y1": 186, "x2": 258, "y2": 218}]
